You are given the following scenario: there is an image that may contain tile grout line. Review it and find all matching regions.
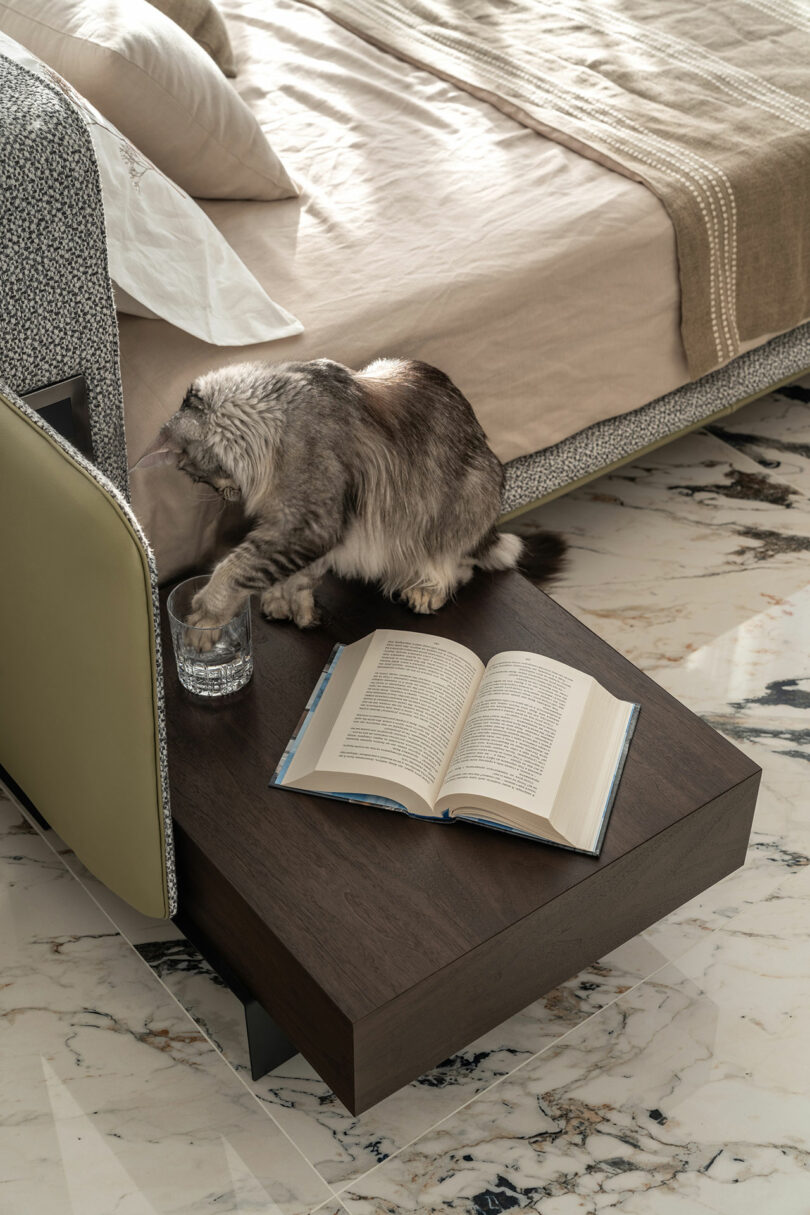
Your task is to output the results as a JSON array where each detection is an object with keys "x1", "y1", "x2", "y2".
[
  {"x1": 309, "y1": 1199, "x2": 348, "y2": 1214},
  {"x1": 2, "y1": 788, "x2": 345, "y2": 1210}
]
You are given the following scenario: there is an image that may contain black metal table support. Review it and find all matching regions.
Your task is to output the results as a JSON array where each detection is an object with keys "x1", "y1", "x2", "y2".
[
  {"x1": 243, "y1": 997, "x2": 297, "y2": 1080},
  {"x1": 173, "y1": 910, "x2": 297, "y2": 1080}
]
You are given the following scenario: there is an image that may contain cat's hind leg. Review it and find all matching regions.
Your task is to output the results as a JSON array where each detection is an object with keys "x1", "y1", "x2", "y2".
[
  {"x1": 397, "y1": 533, "x2": 525, "y2": 614},
  {"x1": 396, "y1": 556, "x2": 469, "y2": 615}
]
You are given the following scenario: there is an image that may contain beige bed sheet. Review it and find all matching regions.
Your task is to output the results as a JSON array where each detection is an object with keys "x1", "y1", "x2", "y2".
[
  {"x1": 300, "y1": 0, "x2": 810, "y2": 382},
  {"x1": 121, "y1": 0, "x2": 694, "y2": 577}
]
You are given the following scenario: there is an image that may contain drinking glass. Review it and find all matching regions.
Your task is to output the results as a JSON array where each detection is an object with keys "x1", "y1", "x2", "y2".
[{"x1": 167, "y1": 575, "x2": 253, "y2": 697}]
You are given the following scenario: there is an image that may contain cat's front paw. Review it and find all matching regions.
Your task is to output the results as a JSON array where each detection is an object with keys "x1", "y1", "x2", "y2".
[
  {"x1": 290, "y1": 588, "x2": 320, "y2": 629},
  {"x1": 185, "y1": 592, "x2": 225, "y2": 651},
  {"x1": 261, "y1": 584, "x2": 320, "y2": 629},
  {"x1": 260, "y1": 584, "x2": 293, "y2": 623}
]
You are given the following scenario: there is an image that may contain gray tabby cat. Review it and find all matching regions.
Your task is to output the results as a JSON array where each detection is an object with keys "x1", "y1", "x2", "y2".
[{"x1": 162, "y1": 357, "x2": 564, "y2": 642}]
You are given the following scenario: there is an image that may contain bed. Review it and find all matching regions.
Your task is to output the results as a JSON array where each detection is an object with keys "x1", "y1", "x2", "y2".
[
  {"x1": 107, "y1": 0, "x2": 809, "y2": 580},
  {"x1": 3, "y1": 0, "x2": 807, "y2": 579}
]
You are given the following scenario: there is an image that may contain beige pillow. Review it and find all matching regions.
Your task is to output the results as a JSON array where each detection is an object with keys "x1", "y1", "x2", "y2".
[
  {"x1": 0, "y1": 0, "x2": 296, "y2": 200},
  {"x1": 147, "y1": 0, "x2": 236, "y2": 78}
]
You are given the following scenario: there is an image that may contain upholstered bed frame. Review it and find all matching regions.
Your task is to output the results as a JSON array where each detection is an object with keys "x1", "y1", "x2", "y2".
[
  {"x1": 0, "y1": 51, "x2": 804, "y2": 920},
  {"x1": 0, "y1": 53, "x2": 174, "y2": 917}
]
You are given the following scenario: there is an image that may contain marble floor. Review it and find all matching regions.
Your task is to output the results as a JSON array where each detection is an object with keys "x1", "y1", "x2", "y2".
[{"x1": 2, "y1": 380, "x2": 809, "y2": 1214}]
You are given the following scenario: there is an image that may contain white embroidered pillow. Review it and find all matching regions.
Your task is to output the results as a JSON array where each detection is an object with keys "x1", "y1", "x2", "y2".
[{"x1": 0, "y1": 33, "x2": 303, "y2": 346}]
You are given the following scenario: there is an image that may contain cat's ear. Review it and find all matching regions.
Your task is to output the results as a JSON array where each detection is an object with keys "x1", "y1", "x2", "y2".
[
  {"x1": 161, "y1": 407, "x2": 203, "y2": 449},
  {"x1": 159, "y1": 423, "x2": 183, "y2": 452},
  {"x1": 181, "y1": 385, "x2": 205, "y2": 412}
]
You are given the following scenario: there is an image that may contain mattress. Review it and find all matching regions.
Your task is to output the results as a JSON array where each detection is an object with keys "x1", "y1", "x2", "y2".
[{"x1": 119, "y1": 0, "x2": 764, "y2": 578}]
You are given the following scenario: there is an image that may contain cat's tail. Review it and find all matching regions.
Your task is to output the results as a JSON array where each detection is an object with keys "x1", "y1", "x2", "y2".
[{"x1": 473, "y1": 527, "x2": 567, "y2": 585}]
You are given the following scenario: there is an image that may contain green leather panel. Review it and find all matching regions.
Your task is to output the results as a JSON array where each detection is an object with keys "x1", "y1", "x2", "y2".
[{"x1": 0, "y1": 391, "x2": 171, "y2": 917}]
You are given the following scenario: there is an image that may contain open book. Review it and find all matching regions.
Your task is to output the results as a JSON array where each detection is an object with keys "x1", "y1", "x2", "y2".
[{"x1": 271, "y1": 630, "x2": 639, "y2": 856}]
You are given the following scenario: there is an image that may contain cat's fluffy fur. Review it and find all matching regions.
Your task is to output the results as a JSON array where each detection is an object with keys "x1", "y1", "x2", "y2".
[{"x1": 162, "y1": 357, "x2": 564, "y2": 639}]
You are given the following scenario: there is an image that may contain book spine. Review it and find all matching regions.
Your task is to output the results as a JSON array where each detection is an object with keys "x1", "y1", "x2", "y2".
[{"x1": 270, "y1": 644, "x2": 344, "y2": 786}]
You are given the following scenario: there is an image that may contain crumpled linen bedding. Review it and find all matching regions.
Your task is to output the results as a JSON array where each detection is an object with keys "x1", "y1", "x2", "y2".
[
  {"x1": 120, "y1": 0, "x2": 756, "y2": 578},
  {"x1": 299, "y1": 0, "x2": 810, "y2": 381}
]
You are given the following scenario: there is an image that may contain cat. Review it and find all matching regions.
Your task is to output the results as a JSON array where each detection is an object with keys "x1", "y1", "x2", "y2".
[{"x1": 162, "y1": 357, "x2": 565, "y2": 643}]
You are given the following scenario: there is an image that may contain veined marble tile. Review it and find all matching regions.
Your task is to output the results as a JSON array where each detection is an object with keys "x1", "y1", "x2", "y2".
[
  {"x1": 0, "y1": 796, "x2": 111, "y2": 944},
  {"x1": 526, "y1": 429, "x2": 810, "y2": 674},
  {"x1": 7, "y1": 748, "x2": 667, "y2": 1195},
  {"x1": 513, "y1": 430, "x2": 810, "y2": 969},
  {"x1": 341, "y1": 865, "x2": 810, "y2": 1214},
  {"x1": 707, "y1": 381, "x2": 810, "y2": 499},
  {"x1": 138, "y1": 922, "x2": 664, "y2": 1190},
  {"x1": 0, "y1": 779, "x2": 183, "y2": 947},
  {"x1": 635, "y1": 742, "x2": 809, "y2": 965},
  {"x1": 653, "y1": 581, "x2": 810, "y2": 765},
  {"x1": 623, "y1": 580, "x2": 810, "y2": 958},
  {"x1": 134, "y1": 936, "x2": 245, "y2": 1061},
  {"x1": 55, "y1": 842, "x2": 184, "y2": 947},
  {"x1": 0, "y1": 798, "x2": 333, "y2": 1215}
]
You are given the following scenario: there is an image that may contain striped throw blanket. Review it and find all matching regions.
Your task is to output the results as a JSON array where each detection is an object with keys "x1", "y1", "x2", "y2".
[{"x1": 300, "y1": 0, "x2": 810, "y2": 379}]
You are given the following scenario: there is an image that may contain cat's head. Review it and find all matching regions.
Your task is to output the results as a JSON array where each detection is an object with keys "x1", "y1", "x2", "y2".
[
  {"x1": 161, "y1": 364, "x2": 276, "y2": 508},
  {"x1": 162, "y1": 383, "x2": 242, "y2": 501}
]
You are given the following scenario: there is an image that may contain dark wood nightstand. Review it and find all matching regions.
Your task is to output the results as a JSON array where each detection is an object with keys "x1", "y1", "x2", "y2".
[{"x1": 161, "y1": 570, "x2": 759, "y2": 1114}]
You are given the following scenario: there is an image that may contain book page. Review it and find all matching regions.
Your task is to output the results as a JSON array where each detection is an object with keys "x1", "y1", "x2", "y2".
[
  {"x1": 319, "y1": 631, "x2": 484, "y2": 805},
  {"x1": 438, "y1": 651, "x2": 591, "y2": 816},
  {"x1": 551, "y1": 685, "x2": 638, "y2": 851}
]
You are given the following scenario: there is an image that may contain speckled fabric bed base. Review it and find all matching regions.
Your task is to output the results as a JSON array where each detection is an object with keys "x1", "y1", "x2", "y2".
[
  {"x1": 0, "y1": 52, "x2": 173, "y2": 912},
  {"x1": 502, "y1": 322, "x2": 810, "y2": 517}
]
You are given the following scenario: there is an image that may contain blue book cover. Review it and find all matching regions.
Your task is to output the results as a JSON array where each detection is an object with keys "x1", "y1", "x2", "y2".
[{"x1": 271, "y1": 643, "x2": 452, "y2": 822}]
